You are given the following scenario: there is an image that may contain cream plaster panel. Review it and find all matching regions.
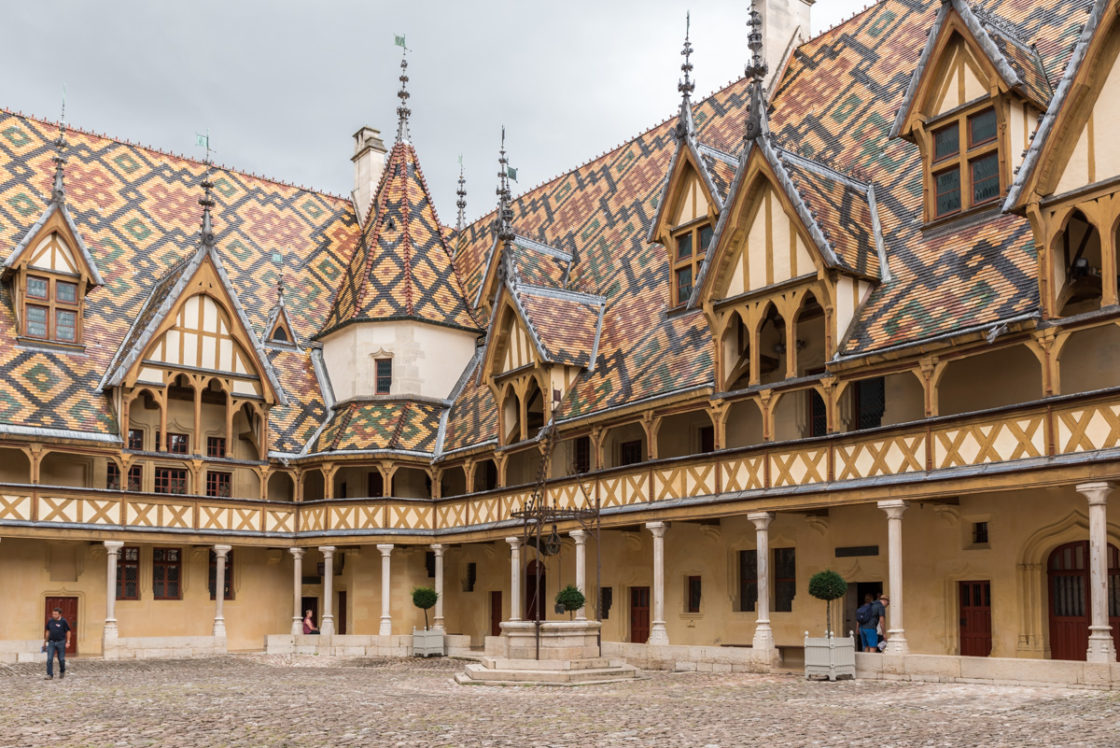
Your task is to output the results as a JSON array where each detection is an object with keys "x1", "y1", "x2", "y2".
[
  {"x1": 933, "y1": 45, "x2": 987, "y2": 116},
  {"x1": 1056, "y1": 53, "x2": 1120, "y2": 196},
  {"x1": 29, "y1": 233, "x2": 77, "y2": 274},
  {"x1": 321, "y1": 320, "x2": 477, "y2": 401},
  {"x1": 1060, "y1": 325, "x2": 1120, "y2": 396},
  {"x1": 673, "y1": 173, "x2": 703, "y2": 226},
  {"x1": 939, "y1": 345, "x2": 1042, "y2": 416},
  {"x1": 1056, "y1": 120, "x2": 1092, "y2": 196}
]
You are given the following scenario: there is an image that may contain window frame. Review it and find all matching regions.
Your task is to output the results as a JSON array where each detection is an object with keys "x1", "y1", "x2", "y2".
[
  {"x1": 206, "y1": 470, "x2": 232, "y2": 498},
  {"x1": 375, "y1": 357, "x2": 393, "y2": 394},
  {"x1": 116, "y1": 546, "x2": 140, "y2": 601},
  {"x1": 925, "y1": 104, "x2": 1002, "y2": 220},
  {"x1": 20, "y1": 268, "x2": 83, "y2": 345},
  {"x1": 686, "y1": 575, "x2": 702, "y2": 614},
  {"x1": 773, "y1": 547, "x2": 796, "y2": 613},
  {"x1": 669, "y1": 219, "x2": 712, "y2": 308},
  {"x1": 154, "y1": 466, "x2": 188, "y2": 495},
  {"x1": 206, "y1": 436, "x2": 227, "y2": 458},
  {"x1": 126, "y1": 465, "x2": 143, "y2": 492},
  {"x1": 738, "y1": 549, "x2": 758, "y2": 612},
  {"x1": 127, "y1": 428, "x2": 144, "y2": 451},
  {"x1": 152, "y1": 547, "x2": 182, "y2": 600}
]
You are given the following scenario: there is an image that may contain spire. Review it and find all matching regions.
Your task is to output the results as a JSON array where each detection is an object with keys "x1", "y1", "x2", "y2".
[
  {"x1": 276, "y1": 275, "x2": 286, "y2": 307},
  {"x1": 199, "y1": 162, "x2": 216, "y2": 246},
  {"x1": 744, "y1": 2, "x2": 770, "y2": 142},
  {"x1": 673, "y1": 13, "x2": 696, "y2": 142},
  {"x1": 495, "y1": 128, "x2": 514, "y2": 247},
  {"x1": 51, "y1": 94, "x2": 67, "y2": 203},
  {"x1": 456, "y1": 157, "x2": 467, "y2": 234},
  {"x1": 396, "y1": 48, "x2": 411, "y2": 143}
]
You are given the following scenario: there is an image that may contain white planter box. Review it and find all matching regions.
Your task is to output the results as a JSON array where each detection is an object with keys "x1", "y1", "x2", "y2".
[
  {"x1": 412, "y1": 628, "x2": 445, "y2": 657},
  {"x1": 804, "y1": 633, "x2": 856, "y2": 681}
]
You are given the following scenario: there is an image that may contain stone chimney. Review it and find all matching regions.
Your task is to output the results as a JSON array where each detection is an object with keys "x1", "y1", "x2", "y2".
[
  {"x1": 351, "y1": 126, "x2": 387, "y2": 224},
  {"x1": 758, "y1": 0, "x2": 814, "y2": 90}
]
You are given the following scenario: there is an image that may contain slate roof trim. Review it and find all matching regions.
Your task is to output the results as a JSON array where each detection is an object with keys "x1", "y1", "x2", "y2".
[
  {"x1": 433, "y1": 347, "x2": 486, "y2": 459},
  {"x1": 0, "y1": 423, "x2": 122, "y2": 444},
  {"x1": 645, "y1": 132, "x2": 726, "y2": 244},
  {"x1": 472, "y1": 233, "x2": 572, "y2": 308},
  {"x1": 1003, "y1": 0, "x2": 1108, "y2": 210},
  {"x1": 3, "y1": 200, "x2": 105, "y2": 286}
]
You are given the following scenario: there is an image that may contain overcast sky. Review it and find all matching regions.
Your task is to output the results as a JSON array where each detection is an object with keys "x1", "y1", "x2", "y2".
[{"x1": 5, "y1": 1, "x2": 870, "y2": 225}]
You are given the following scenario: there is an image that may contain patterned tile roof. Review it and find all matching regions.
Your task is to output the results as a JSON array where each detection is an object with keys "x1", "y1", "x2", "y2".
[
  {"x1": 319, "y1": 141, "x2": 479, "y2": 336},
  {"x1": 698, "y1": 143, "x2": 738, "y2": 204},
  {"x1": 474, "y1": 234, "x2": 572, "y2": 307},
  {"x1": 268, "y1": 348, "x2": 329, "y2": 454},
  {"x1": 314, "y1": 398, "x2": 443, "y2": 454},
  {"x1": 0, "y1": 111, "x2": 355, "y2": 439},
  {"x1": 439, "y1": 351, "x2": 497, "y2": 455},
  {"x1": 512, "y1": 285, "x2": 605, "y2": 368}
]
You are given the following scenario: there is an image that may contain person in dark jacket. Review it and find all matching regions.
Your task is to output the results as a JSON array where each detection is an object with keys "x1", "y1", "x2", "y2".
[{"x1": 43, "y1": 608, "x2": 71, "y2": 680}]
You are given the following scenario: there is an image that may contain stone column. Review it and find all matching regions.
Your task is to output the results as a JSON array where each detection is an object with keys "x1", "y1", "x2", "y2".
[
  {"x1": 506, "y1": 537, "x2": 522, "y2": 622},
  {"x1": 289, "y1": 547, "x2": 304, "y2": 636},
  {"x1": 212, "y1": 544, "x2": 231, "y2": 639},
  {"x1": 430, "y1": 544, "x2": 445, "y2": 631},
  {"x1": 877, "y1": 500, "x2": 909, "y2": 654},
  {"x1": 377, "y1": 544, "x2": 393, "y2": 636},
  {"x1": 747, "y1": 512, "x2": 775, "y2": 653},
  {"x1": 646, "y1": 521, "x2": 669, "y2": 645},
  {"x1": 570, "y1": 529, "x2": 588, "y2": 620},
  {"x1": 1078, "y1": 482, "x2": 1116, "y2": 663},
  {"x1": 319, "y1": 546, "x2": 336, "y2": 637},
  {"x1": 103, "y1": 541, "x2": 123, "y2": 655}
]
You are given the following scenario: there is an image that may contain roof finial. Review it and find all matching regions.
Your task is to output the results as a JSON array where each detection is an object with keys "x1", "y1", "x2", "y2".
[
  {"x1": 51, "y1": 86, "x2": 68, "y2": 203},
  {"x1": 276, "y1": 275, "x2": 286, "y2": 307},
  {"x1": 673, "y1": 13, "x2": 696, "y2": 142},
  {"x1": 396, "y1": 42, "x2": 411, "y2": 143},
  {"x1": 195, "y1": 131, "x2": 216, "y2": 245},
  {"x1": 495, "y1": 127, "x2": 514, "y2": 248},
  {"x1": 456, "y1": 155, "x2": 467, "y2": 234},
  {"x1": 744, "y1": 2, "x2": 770, "y2": 142}
]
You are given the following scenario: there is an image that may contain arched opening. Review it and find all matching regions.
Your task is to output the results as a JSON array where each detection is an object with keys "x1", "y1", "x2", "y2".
[
  {"x1": 657, "y1": 409, "x2": 714, "y2": 458},
  {"x1": 837, "y1": 371, "x2": 925, "y2": 432},
  {"x1": 725, "y1": 398, "x2": 764, "y2": 448},
  {"x1": 391, "y1": 467, "x2": 431, "y2": 499},
  {"x1": 525, "y1": 559, "x2": 547, "y2": 621},
  {"x1": 1054, "y1": 210, "x2": 1103, "y2": 316},
  {"x1": 1058, "y1": 323, "x2": 1120, "y2": 396},
  {"x1": 551, "y1": 435, "x2": 593, "y2": 478},
  {"x1": 793, "y1": 291, "x2": 827, "y2": 377},
  {"x1": 721, "y1": 310, "x2": 751, "y2": 390},
  {"x1": 525, "y1": 379, "x2": 545, "y2": 437},
  {"x1": 302, "y1": 469, "x2": 324, "y2": 501},
  {"x1": 40, "y1": 451, "x2": 91, "y2": 487},
  {"x1": 128, "y1": 388, "x2": 162, "y2": 452},
  {"x1": 267, "y1": 471, "x2": 295, "y2": 501},
  {"x1": 231, "y1": 467, "x2": 260, "y2": 500},
  {"x1": 0, "y1": 448, "x2": 30, "y2": 483},
  {"x1": 501, "y1": 386, "x2": 520, "y2": 444},
  {"x1": 440, "y1": 465, "x2": 467, "y2": 497},
  {"x1": 1047, "y1": 541, "x2": 1120, "y2": 661},
  {"x1": 603, "y1": 422, "x2": 646, "y2": 468},
  {"x1": 938, "y1": 344, "x2": 1043, "y2": 416},
  {"x1": 234, "y1": 402, "x2": 264, "y2": 459},
  {"x1": 505, "y1": 446, "x2": 540, "y2": 487},
  {"x1": 200, "y1": 377, "x2": 231, "y2": 457},
  {"x1": 757, "y1": 304, "x2": 786, "y2": 385},
  {"x1": 473, "y1": 459, "x2": 498, "y2": 492}
]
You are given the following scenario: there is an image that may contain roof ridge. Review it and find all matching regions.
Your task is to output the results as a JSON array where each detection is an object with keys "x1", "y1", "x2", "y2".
[{"x1": 516, "y1": 283, "x2": 606, "y2": 306}]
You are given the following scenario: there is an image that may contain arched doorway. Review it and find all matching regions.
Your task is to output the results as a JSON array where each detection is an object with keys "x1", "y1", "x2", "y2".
[
  {"x1": 1047, "y1": 541, "x2": 1120, "y2": 660},
  {"x1": 525, "y1": 559, "x2": 546, "y2": 622}
]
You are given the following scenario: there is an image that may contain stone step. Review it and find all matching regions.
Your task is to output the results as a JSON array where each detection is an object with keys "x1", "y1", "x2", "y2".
[
  {"x1": 460, "y1": 662, "x2": 641, "y2": 685},
  {"x1": 480, "y1": 656, "x2": 622, "y2": 672}
]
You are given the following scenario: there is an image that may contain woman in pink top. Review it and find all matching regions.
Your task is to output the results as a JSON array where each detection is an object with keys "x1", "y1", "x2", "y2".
[{"x1": 302, "y1": 610, "x2": 319, "y2": 635}]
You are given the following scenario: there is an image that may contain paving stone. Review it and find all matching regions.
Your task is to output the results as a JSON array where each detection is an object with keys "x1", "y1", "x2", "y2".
[{"x1": 0, "y1": 656, "x2": 1116, "y2": 747}]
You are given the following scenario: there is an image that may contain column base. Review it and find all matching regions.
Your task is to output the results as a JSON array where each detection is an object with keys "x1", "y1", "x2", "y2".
[
  {"x1": 883, "y1": 630, "x2": 908, "y2": 654},
  {"x1": 102, "y1": 620, "x2": 119, "y2": 660},
  {"x1": 648, "y1": 621, "x2": 669, "y2": 646},
  {"x1": 1087, "y1": 628, "x2": 1117, "y2": 663},
  {"x1": 212, "y1": 618, "x2": 226, "y2": 639},
  {"x1": 379, "y1": 617, "x2": 393, "y2": 636},
  {"x1": 320, "y1": 616, "x2": 335, "y2": 638},
  {"x1": 751, "y1": 622, "x2": 774, "y2": 652},
  {"x1": 291, "y1": 617, "x2": 303, "y2": 636}
]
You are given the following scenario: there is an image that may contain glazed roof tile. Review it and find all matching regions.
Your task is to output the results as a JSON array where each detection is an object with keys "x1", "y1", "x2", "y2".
[
  {"x1": 512, "y1": 285, "x2": 605, "y2": 369},
  {"x1": 314, "y1": 398, "x2": 443, "y2": 454},
  {"x1": 268, "y1": 348, "x2": 329, "y2": 454}
]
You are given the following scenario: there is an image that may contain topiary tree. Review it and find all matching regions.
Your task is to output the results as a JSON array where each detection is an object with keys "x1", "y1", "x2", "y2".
[
  {"x1": 412, "y1": 586, "x2": 438, "y2": 631},
  {"x1": 555, "y1": 585, "x2": 585, "y2": 620},
  {"x1": 808, "y1": 570, "x2": 847, "y2": 637}
]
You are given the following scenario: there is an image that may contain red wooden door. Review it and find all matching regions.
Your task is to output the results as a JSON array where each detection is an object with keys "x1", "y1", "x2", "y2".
[
  {"x1": 1047, "y1": 541, "x2": 1120, "y2": 661},
  {"x1": 958, "y1": 581, "x2": 991, "y2": 656},
  {"x1": 490, "y1": 591, "x2": 502, "y2": 637},
  {"x1": 630, "y1": 586, "x2": 650, "y2": 643},
  {"x1": 45, "y1": 597, "x2": 78, "y2": 655},
  {"x1": 525, "y1": 560, "x2": 546, "y2": 621}
]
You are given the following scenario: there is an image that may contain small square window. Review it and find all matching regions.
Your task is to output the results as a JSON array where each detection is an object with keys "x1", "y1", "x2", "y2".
[
  {"x1": 206, "y1": 436, "x2": 226, "y2": 458},
  {"x1": 206, "y1": 471, "x2": 232, "y2": 498},
  {"x1": 968, "y1": 108, "x2": 997, "y2": 147},
  {"x1": 155, "y1": 467, "x2": 188, "y2": 495},
  {"x1": 970, "y1": 153, "x2": 1000, "y2": 205},
  {"x1": 573, "y1": 436, "x2": 591, "y2": 473},
  {"x1": 127, "y1": 465, "x2": 142, "y2": 492},
  {"x1": 127, "y1": 429, "x2": 144, "y2": 451},
  {"x1": 164, "y1": 432, "x2": 189, "y2": 455},
  {"x1": 106, "y1": 463, "x2": 121, "y2": 490},
  {"x1": 55, "y1": 309, "x2": 76, "y2": 342},
  {"x1": 933, "y1": 123, "x2": 959, "y2": 161},
  {"x1": 375, "y1": 358, "x2": 392, "y2": 394},
  {"x1": 972, "y1": 521, "x2": 989, "y2": 545},
  {"x1": 676, "y1": 232, "x2": 693, "y2": 260},
  {"x1": 619, "y1": 439, "x2": 643, "y2": 466},
  {"x1": 26, "y1": 305, "x2": 48, "y2": 337},
  {"x1": 675, "y1": 267, "x2": 693, "y2": 304},
  {"x1": 935, "y1": 168, "x2": 961, "y2": 216},
  {"x1": 27, "y1": 277, "x2": 48, "y2": 299},
  {"x1": 56, "y1": 281, "x2": 78, "y2": 304}
]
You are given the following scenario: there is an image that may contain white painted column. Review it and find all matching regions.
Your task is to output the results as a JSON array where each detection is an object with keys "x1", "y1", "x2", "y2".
[
  {"x1": 646, "y1": 521, "x2": 669, "y2": 645},
  {"x1": 877, "y1": 500, "x2": 909, "y2": 654},
  {"x1": 289, "y1": 547, "x2": 304, "y2": 636},
  {"x1": 377, "y1": 544, "x2": 394, "y2": 636},
  {"x1": 318, "y1": 546, "x2": 336, "y2": 637},
  {"x1": 570, "y1": 529, "x2": 588, "y2": 620},
  {"x1": 506, "y1": 537, "x2": 522, "y2": 622},
  {"x1": 747, "y1": 512, "x2": 775, "y2": 652},
  {"x1": 1078, "y1": 482, "x2": 1116, "y2": 663},
  {"x1": 103, "y1": 541, "x2": 123, "y2": 652},
  {"x1": 212, "y1": 544, "x2": 231, "y2": 639}
]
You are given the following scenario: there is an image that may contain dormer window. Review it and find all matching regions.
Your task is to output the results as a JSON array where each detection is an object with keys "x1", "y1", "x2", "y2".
[
  {"x1": 930, "y1": 106, "x2": 1001, "y2": 218},
  {"x1": 672, "y1": 220, "x2": 712, "y2": 307},
  {"x1": 24, "y1": 271, "x2": 80, "y2": 343}
]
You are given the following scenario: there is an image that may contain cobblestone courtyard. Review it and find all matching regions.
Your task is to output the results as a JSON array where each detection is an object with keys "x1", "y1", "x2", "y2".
[{"x1": 1, "y1": 656, "x2": 1118, "y2": 747}]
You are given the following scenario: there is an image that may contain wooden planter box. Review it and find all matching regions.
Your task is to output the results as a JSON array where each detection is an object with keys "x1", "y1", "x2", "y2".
[
  {"x1": 804, "y1": 633, "x2": 855, "y2": 681},
  {"x1": 412, "y1": 628, "x2": 445, "y2": 657}
]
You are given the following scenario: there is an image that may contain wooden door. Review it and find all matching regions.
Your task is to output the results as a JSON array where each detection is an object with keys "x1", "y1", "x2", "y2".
[
  {"x1": 525, "y1": 560, "x2": 546, "y2": 621},
  {"x1": 1047, "y1": 541, "x2": 1120, "y2": 661},
  {"x1": 336, "y1": 591, "x2": 347, "y2": 635},
  {"x1": 45, "y1": 597, "x2": 78, "y2": 655},
  {"x1": 630, "y1": 586, "x2": 650, "y2": 643},
  {"x1": 490, "y1": 591, "x2": 502, "y2": 637},
  {"x1": 958, "y1": 580, "x2": 992, "y2": 656}
]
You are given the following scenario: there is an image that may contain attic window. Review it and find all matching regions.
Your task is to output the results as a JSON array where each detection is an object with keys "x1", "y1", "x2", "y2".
[
  {"x1": 672, "y1": 221, "x2": 712, "y2": 307},
  {"x1": 23, "y1": 273, "x2": 80, "y2": 343},
  {"x1": 270, "y1": 324, "x2": 289, "y2": 343},
  {"x1": 929, "y1": 106, "x2": 1001, "y2": 219}
]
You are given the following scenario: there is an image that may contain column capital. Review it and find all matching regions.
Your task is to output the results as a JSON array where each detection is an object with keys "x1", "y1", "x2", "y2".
[
  {"x1": 103, "y1": 540, "x2": 124, "y2": 554},
  {"x1": 506, "y1": 536, "x2": 522, "y2": 550},
  {"x1": 429, "y1": 543, "x2": 445, "y2": 555},
  {"x1": 318, "y1": 545, "x2": 336, "y2": 556},
  {"x1": 569, "y1": 529, "x2": 587, "y2": 544},
  {"x1": 645, "y1": 521, "x2": 666, "y2": 537},
  {"x1": 376, "y1": 543, "x2": 394, "y2": 556},
  {"x1": 877, "y1": 499, "x2": 909, "y2": 519},
  {"x1": 288, "y1": 547, "x2": 305, "y2": 559},
  {"x1": 747, "y1": 511, "x2": 773, "y2": 529},
  {"x1": 1077, "y1": 481, "x2": 1114, "y2": 505},
  {"x1": 213, "y1": 544, "x2": 232, "y2": 558}
]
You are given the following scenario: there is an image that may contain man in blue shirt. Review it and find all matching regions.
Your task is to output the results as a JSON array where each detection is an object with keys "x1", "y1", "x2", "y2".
[{"x1": 43, "y1": 608, "x2": 71, "y2": 680}]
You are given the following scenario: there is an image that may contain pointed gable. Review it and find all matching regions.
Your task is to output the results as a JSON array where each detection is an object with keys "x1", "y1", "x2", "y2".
[
  {"x1": 474, "y1": 234, "x2": 572, "y2": 310},
  {"x1": 264, "y1": 300, "x2": 298, "y2": 348},
  {"x1": 647, "y1": 136, "x2": 724, "y2": 247},
  {"x1": 2, "y1": 201, "x2": 103, "y2": 289},
  {"x1": 319, "y1": 141, "x2": 479, "y2": 336}
]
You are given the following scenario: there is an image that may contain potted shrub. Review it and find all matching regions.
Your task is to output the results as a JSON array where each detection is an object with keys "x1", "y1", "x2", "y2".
[
  {"x1": 555, "y1": 585, "x2": 585, "y2": 619},
  {"x1": 411, "y1": 586, "x2": 444, "y2": 657},
  {"x1": 804, "y1": 570, "x2": 855, "y2": 681}
]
